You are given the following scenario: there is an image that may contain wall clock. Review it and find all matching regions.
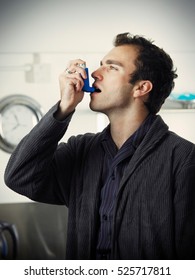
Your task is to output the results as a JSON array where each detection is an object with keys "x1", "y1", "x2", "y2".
[{"x1": 0, "y1": 94, "x2": 43, "y2": 153}]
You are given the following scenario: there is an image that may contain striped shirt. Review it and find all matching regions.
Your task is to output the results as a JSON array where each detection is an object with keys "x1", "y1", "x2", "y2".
[{"x1": 96, "y1": 114, "x2": 156, "y2": 255}]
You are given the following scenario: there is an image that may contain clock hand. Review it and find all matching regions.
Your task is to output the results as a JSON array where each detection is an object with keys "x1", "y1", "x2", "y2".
[
  {"x1": 12, "y1": 123, "x2": 19, "y2": 131},
  {"x1": 13, "y1": 114, "x2": 19, "y2": 124}
]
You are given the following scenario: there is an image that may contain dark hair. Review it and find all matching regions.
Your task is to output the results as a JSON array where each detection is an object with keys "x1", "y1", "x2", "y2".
[{"x1": 114, "y1": 32, "x2": 178, "y2": 114}]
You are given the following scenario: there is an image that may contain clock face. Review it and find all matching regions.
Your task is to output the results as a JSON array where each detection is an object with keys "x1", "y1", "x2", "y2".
[
  {"x1": 0, "y1": 104, "x2": 38, "y2": 146},
  {"x1": 0, "y1": 95, "x2": 43, "y2": 153}
]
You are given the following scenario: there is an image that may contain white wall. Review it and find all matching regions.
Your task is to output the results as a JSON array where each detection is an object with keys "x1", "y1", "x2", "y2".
[
  {"x1": 0, "y1": 0, "x2": 195, "y2": 53},
  {"x1": 0, "y1": 0, "x2": 195, "y2": 203}
]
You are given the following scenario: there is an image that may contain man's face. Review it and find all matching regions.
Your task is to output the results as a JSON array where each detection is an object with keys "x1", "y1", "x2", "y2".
[{"x1": 89, "y1": 44, "x2": 138, "y2": 116}]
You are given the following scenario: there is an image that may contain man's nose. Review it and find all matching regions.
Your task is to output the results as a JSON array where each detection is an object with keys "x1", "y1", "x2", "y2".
[{"x1": 91, "y1": 68, "x2": 103, "y2": 80}]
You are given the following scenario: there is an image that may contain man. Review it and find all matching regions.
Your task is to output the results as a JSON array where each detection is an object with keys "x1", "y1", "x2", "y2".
[{"x1": 4, "y1": 32, "x2": 195, "y2": 260}]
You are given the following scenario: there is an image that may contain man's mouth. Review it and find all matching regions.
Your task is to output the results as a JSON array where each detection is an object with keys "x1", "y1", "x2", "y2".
[
  {"x1": 92, "y1": 83, "x2": 101, "y2": 93},
  {"x1": 94, "y1": 88, "x2": 101, "y2": 93}
]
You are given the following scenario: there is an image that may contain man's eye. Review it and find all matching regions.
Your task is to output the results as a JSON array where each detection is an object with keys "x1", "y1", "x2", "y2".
[{"x1": 109, "y1": 65, "x2": 118, "y2": 70}]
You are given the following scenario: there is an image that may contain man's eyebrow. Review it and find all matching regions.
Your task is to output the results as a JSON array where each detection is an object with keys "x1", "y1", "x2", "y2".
[{"x1": 100, "y1": 59, "x2": 124, "y2": 67}]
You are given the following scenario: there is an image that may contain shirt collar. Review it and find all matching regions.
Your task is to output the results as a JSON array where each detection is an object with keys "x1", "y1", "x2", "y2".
[{"x1": 101, "y1": 114, "x2": 156, "y2": 151}]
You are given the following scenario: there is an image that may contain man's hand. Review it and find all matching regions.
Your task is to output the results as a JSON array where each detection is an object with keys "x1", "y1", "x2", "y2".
[{"x1": 55, "y1": 59, "x2": 87, "y2": 120}]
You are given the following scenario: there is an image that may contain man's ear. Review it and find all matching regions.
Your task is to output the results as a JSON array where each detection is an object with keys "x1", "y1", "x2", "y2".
[{"x1": 133, "y1": 80, "x2": 153, "y2": 98}]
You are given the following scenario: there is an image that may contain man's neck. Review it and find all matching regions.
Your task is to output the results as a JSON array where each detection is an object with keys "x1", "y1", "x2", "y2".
[{"x1": 108, "y1": 108, "x2": 149, "y2": 149}]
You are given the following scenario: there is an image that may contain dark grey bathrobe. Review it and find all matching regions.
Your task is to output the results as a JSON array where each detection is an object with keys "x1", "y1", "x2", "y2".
[{"x1": 4, "y1": 103, "x2": 195, "y2": 259}]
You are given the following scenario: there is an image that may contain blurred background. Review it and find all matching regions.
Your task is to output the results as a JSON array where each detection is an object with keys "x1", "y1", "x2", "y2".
[{"x1": 0, "y1": 0, "x2": 195, "y2": 259}]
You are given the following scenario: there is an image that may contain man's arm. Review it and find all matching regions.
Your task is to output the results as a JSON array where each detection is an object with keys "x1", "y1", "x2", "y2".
[
  {"x1": 4, "y1": 59, "x2": 88, "y2": 205},
  {"x1": 4, "y1": 103, "x2": 76, "y2": 205}
]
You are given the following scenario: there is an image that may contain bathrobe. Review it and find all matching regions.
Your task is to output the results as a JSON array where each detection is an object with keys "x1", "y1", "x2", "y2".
[{"x1": 4, "y1": 103, "x2": 195, "y2": 259}]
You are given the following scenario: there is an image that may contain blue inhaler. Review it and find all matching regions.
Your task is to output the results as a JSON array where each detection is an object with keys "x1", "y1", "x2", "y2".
[{"x1": 79, "y1": 63, "x2": 95, "y2": 93}]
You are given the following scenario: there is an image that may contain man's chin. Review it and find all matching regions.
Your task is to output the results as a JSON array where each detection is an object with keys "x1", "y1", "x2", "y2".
[{"x1": 89, "y1": 103, "x2": 101, "y2": 113}]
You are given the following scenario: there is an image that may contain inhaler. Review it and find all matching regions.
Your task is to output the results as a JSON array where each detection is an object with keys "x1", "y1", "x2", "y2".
[{"x1": 79, "y1": 63, "x2": 95, "y2": 93}]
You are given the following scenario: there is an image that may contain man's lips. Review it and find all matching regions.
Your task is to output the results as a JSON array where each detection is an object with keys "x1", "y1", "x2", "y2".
[{"x1": 92, "y1": 83, "x2": 101, "y2": 93}]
